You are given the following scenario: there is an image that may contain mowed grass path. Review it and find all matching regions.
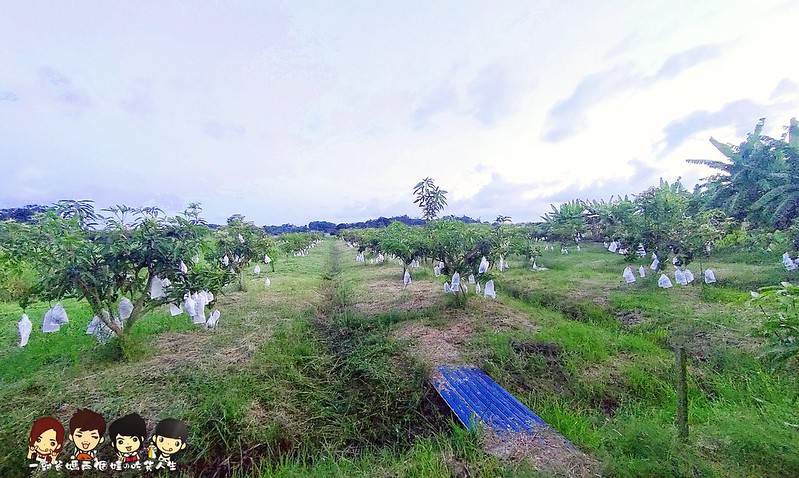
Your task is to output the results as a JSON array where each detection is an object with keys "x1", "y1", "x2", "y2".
[
  {"x1": 479, "y1": 244, "x2": 799, "y2": 477},
  {"x1": 0, "y1": 244, "x2": 328, "y2": 476},
  {"x1": 0, "y1": 240, "x2": 518, "y2": 477},
  {"x1": 2, "y1": 238, "x2": 798, "y2": 477}
]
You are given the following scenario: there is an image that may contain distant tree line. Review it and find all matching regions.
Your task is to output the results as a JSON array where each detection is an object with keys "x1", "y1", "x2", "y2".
[
  {"x1": 265, "y1": 214, "x2": 483, "y2": 235},
  {"x1": 0, "y1": 204, "x2": 48, "y2": 223},
  {"x1": 3, "y1": 205, "x2": 484, "y2": 235}
]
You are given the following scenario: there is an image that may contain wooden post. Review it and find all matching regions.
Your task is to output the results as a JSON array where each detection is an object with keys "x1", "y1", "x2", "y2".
[{"x1": 676, "y1": 346, "x2": 689, "y2": 441}]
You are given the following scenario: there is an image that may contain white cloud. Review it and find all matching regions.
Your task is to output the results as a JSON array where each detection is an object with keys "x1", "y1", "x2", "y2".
[{"x1": 0, "y1": 0, "x2": 797, "y2": 225}]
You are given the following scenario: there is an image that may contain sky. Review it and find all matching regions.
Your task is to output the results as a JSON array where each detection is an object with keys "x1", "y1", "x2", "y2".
[{"x1": 1, "y1": 1, "x2": 798, "y2": 226}]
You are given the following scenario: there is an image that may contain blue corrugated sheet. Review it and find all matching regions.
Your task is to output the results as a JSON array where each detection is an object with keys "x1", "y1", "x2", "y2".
[{"x1": 433, "y1": 365, "x2": 550, "y2": 439}]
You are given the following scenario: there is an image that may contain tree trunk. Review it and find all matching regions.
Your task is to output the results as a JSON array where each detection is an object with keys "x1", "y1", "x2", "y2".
[
  {"x1": 99, "y1": 309, "x2": 124, "y2": 336},
  {"x1": 698, "y1": 258, "x2": 704, "y2": 289}
]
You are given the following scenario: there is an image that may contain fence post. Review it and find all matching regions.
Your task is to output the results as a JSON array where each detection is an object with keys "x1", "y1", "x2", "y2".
[{"x1": 676, "y1": 345, "x2": 689, "y2": 441}]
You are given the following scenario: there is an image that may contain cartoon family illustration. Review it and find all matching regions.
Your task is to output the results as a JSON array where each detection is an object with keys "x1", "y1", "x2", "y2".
[{"x1": 27, "y1": 410, "x2": 187, "y2": 471}]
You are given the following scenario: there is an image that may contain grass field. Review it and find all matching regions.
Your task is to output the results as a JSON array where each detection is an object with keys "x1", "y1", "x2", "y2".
[{"x1": 2, "y1": 238, "x2": 798, "y2": 477}]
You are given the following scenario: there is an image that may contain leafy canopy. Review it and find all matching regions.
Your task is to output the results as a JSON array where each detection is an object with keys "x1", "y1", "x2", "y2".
[{"x1": 413, "y1": 177, "x2": 448, "y2": 221}]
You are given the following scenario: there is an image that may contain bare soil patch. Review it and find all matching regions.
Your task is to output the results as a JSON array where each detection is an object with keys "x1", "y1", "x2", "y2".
[
  {"x1": 684, "y1": 328, "x2": 763, "y2": 364},
  {"x1": 481, "y1": 427, "x2": 601, "y2": 477},
  {"x1": 395, "y1": 321, "x2": 470, "y2": 366},
  {"x1": 616, "y1": 310, "x2": 644, "y2": 326},
  {"x1": 393, "y1": 297, "x2": 539, "y2": 369},
  {"x1": 511, "y1": 341, "x2": 561, "y2": 358},
  {"x1": 352, "y1": 278, "x2": 440, "y2": 315}
]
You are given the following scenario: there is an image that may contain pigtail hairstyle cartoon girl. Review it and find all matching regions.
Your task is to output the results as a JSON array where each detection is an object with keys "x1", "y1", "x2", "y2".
[
  {"x1": 108, "y1": 413, "x2": 147, "y2": 463},
  {"x1": 27, "y1": 417, "x2": 65, "y2": 463}
]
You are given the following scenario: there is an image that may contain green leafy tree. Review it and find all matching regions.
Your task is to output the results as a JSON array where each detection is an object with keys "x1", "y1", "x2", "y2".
[
  {"x1": 0, "y1": 220, "x2": 39, "y2": 306},
  {"x1": 217, "y1": 216, "x2": 274, "y2": 291},
  {"x1": 413, "y1": 177, "x2": 448, "y2": 220},
  {"x1": 635, "y1": 178, "x2": 692, "y2": 267},
  {"x1": 542, "y1": 200, "x2": 586, "y2": 247},
  {"x1": 379, "y1": 222, "x2": 427, "y2": 275},
  {"x1": 751, "y1": 282, "x2": 799, "y2": 381},
  {"x1": 687, "y1": 118, "x2": 788, "y2": 226},
  {"x1": 55, "y1": 199, "x2": 99, "y2": 229},
  {"x1": 278, "y1": 231, "x2": 323, "y2": 256},
  {"x1": 750, "y1": 120, "x2": 799, "y2": 228},
  {"x1": 493, "y1": 215, "x2": 513, "y2": 264},
  {"x1": 427, "y1": 219, "x2": 495, "y2": 298},
  {"x1": 681, "y1": 209, "x2": 734, "y2": 274},
  {"x1": 582, "y1": 197, "x2": 614, "y2": 240},
  {"x1": 509, "y1": 224, "x2": 544, "y2": 267},
  {"x1": 10, "y1": 203, "x2": 226, "y2": 339}
]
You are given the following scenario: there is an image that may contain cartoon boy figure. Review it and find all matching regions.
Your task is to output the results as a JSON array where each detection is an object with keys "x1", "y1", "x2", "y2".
[
  {"x1": 149, "y1": 418, "x2": 188, "y2": 462},
  {"x1": 27, "y1": 417, "x2": 65, "y2": 463},
  {"x1": 68, "y1": 409, "x2": 106, "y2": 462},
  {"x1": 108, "y1": 413, "x2": 147, "y2": 463}
]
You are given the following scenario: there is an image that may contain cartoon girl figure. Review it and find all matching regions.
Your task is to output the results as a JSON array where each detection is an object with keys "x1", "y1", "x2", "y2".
[
  {"x1": 109, "y1": 413, "x2": 147, "y2": 463},
  {"x1": 149, "y1": 418, "x2": 188, "y2": 462},
  {"x1": 27, "y1": 417, "x2": 65, "y2": 463}
]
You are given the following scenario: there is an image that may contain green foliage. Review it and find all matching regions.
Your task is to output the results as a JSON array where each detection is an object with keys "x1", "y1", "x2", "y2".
[
  {"x1": 378, "y1": 222, "x2": 427, "y2": 273},
  {"x1": 635, "y1": 178, "x2": 691, "y2": 260},
  {"x1": 2, "y1": 202, "x2": 228, "y2": 337},
  {"x1": 425, "y1": 219, "x2": 494, "y2": 277},
  {"x1": 509, "y1": 224, "x2": 544, "y2": 267},
  {"x1": 679, "y1": 208, "x2": 734, "y2": 267},
  {"x1": 217, "y1": 216, "x2": 276, "y2": 290},
  {"x1": 583, "y1": 196, "x2": 639, "y2": 243},
  {"x1": 278, "y1": 232, "x2": 323, "y2": 256},
  {"x1": 542, "y1": 200, "x2": 586, "y2": 246},
  {"x1": 0, "y1": 220, "x2": 39, "y2": 305},
  {"x1": 492, "y1": 215, "x2": 513, "y2": 259},
  {"x1": 689, "y1": 118, "x2": 799, "y2": 228},
  {"x1": 751, "y1": 282, "x2": 799, "y2": 369},
  {"x1": 412, "y1": 177, "x2": 448, "y2": 221}
]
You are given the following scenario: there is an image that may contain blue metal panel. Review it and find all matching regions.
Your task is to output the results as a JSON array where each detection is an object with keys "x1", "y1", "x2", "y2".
[
  {"x1": 467, "y1": 368, "x2": 547, "y2": 426},
  {"x1": 432, "y1": 373, "x2": 478, "y2": 429},
  {"x1": 433, "y1": 365, "x2": 550, "y2": 439},
  {"x1": 461, "y1": 368, "x2": 538, "y2": 432},
  {"x1": 440, "y1": 367, "x2": 525, "y2": 435}
]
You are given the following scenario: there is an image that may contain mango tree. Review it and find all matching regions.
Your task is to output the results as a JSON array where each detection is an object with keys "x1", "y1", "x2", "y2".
[
  {"x1": 337, "y1": 228, "x2": 381, "y2": 257},
  {"x1": 751, "y1": 282, "x2": 799, "y2": 383},
  {"x1": 542, "y1": 200, "x2": 586, "y2": 248},
  {"x1": 278, "y1": 231, "x2": 323, "y2": 256},
  {"x1": 634, "y1": 179, "x2": 692, "y2": 269},
  {"x1": 0, "y1": 219, "x2": 38, "y2": 307},
  {"x1": 10, "y1": 203, "x2": 227, "y2": 339},
  {"x1": 413, "y1": 177, "x2": 448, "y2": 220},
  {"x1": 217, "y1": 216, "x2": 272, "y2": 291},
  {"x1": 509, "y1": 224, "x2": 544, "y2": 268},
  {"x1": 427, "y1": 219, "x2": 495, "y2": 297},
  {"x1": 492, "y1": 215, "x2": 513, "y2": 268},
  {"x1": 680, "y1": 208, "x2": 733, "y2": 274},
  {"x1": 378, "y1": 222, "x2": 427, "y2": 275}
]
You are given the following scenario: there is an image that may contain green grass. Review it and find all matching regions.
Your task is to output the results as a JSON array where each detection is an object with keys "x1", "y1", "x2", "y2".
[
  {"x1": 483, "y1": 243, "x2": 799, "y2": 477},
  {"x1": 2, "y1": 239, "x2": 799, "y2": 477}
]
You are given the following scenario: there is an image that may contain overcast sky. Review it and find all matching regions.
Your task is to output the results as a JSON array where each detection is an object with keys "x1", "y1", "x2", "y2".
[{"x1": 1, "y1": 1, "x2": 797, "y2": 225}]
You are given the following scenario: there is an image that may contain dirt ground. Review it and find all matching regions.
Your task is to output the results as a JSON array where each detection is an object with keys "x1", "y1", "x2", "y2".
[
  {"x1": 352, "y1": 276, "x2": 440, "y2": 314},
  {"x1": 392, "y1": 294, "x2": 539, "y2": 368},
  {"x1": 375, "y1": 265, "x2": 602, "y2": 476},
  {"x1": 480, "y1": 426, "x2": 601, "y2": 477}
]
